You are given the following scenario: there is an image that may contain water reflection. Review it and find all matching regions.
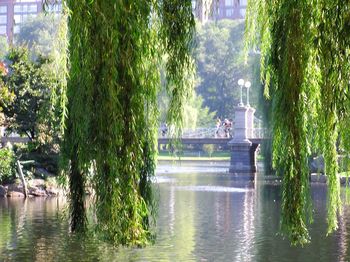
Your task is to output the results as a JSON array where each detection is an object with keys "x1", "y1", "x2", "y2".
[
  {"x1": 237, "y1": 187, "x2": 255, "y2": 262},
  {"x1": 168, "y1": 186, "x2": 175, "y2": 236},
  {"x1": 337, "y1": 211, "x2": 347, "y2": 262},
  {"x1": 2, "y1": 166, "x2": 350, "y2": 261},
  {"x1": 0, "y1": 197, "x2": 69, "y2": 262}
]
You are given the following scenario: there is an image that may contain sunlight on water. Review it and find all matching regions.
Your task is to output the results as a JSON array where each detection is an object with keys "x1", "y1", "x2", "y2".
[
  {"x1": 175, "y1": 185, "x2": 251, "y2": 193},
  {"x1": 151, "y1": 176, "x2": 176, "y2": 184},
  {"x1": 156, "y1": 163, "x2": 229, "y2": 175}
]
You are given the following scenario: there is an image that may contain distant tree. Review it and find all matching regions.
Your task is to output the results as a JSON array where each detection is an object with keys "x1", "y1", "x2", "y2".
[
  {"x1": 13, "y1": 13, "x2": 67, "y2": 133},
  {"x1": 195, "y1": 19, "x2": 260, "y2": 118},
  {"x1": 158, "y1": 89, "x2": 215, "y2": 129},
  {"x1": 1, "y1": 47, "x2": 58, "y2": 146},
  {"x1": 13, "y1": 13, "x2": 68, "y2": 132},
  {"x1": 158, "y1": 58, "x2": 215, "y2": 129},
  {"x1": 15, "y1": 14, "x2": 61, "y2": 56},
  {"x1": 193, "y1": 95, "x2": 217, "y2": 128}
]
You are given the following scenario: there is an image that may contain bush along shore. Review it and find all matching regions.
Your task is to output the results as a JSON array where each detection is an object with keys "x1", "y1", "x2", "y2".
[{"x1": 0, "y1": 147, "x2": 64, "y2": 198}]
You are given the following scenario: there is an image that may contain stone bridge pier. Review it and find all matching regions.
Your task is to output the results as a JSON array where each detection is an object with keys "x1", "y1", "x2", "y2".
[{"x1": 228, "y1": 105, "x2": 259, "y2": 174}]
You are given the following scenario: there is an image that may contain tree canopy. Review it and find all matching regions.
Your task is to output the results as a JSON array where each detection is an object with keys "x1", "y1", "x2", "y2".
[{"x1": 246, "y1": 0, "x2": 350, "y2": 245}]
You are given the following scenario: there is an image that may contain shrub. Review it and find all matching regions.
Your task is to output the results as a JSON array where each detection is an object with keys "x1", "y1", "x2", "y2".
[
  {"x1": 203, "y1": 144, "x2": 215, "y2": 158},
  {"x1": 0, "y1": 148, "x2": 16, "y2": 184}
]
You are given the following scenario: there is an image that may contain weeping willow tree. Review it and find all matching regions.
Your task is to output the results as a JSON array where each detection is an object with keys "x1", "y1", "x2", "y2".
[
  {"x1": 246, "y1": 0, "x2": 350, "y2": 245},
  {"x1": 48, "y1": 0, "x2": 196, "y2": 245}
]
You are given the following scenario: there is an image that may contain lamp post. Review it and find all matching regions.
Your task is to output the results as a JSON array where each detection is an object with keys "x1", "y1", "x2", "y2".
[
  {"x1": 245, "y1": 81, "x2": 251, "y2": 107},
  {"x1": 238, "y1": 78, "x2": 244, "y2": 106}
]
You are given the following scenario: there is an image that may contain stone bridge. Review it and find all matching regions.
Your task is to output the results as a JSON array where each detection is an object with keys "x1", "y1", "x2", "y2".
[{"x1": 158, "y1": 105, "x2": 269, "y2": 174}]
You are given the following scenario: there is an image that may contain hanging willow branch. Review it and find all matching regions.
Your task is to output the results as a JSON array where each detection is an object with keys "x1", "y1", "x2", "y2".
[
  {"x1": 46, "y1": 0, "x2": 196, "y2": 245},
  {"x1": 246, "y1": 0, "x2": 350, "y2": 245}
]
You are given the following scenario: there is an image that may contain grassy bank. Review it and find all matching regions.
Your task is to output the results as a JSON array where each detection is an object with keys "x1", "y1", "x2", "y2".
[{"x1": 158, "y1": 151, "x2": 230, "y2": 161}]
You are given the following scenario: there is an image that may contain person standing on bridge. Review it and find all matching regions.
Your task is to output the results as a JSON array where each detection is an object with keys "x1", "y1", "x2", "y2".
[
  {"x1": 223, "y1": 119, "x2": 231, "y2": 138},
  {"x1": 161, "y1": 123, "x2": 168, "y2": 137}
]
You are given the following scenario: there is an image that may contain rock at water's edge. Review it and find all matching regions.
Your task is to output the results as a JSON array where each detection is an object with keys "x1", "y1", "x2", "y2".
[
  {"x1": 7, "y1": 191, "x2": 25, "y2": 198},
  {"x1": 31, "y1": 189, "x2": 47, "y2": 197},
  {"x1": 0, "y1": 185, "x2": 7, "y2": 197},
  {"x1": 7, "y1": 183, "x2": 24, "y2": 193},
  {"x1": 46, "y1": 187, "x2": 60, "y2": 196}
]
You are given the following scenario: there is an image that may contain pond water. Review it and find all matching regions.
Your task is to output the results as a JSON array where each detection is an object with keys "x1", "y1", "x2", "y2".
[{"x1": 1, "y1": 162, "x2": 350, "y2": 261}]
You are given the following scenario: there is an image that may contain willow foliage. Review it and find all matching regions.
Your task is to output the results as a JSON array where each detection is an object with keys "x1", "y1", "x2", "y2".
[
  {"x1": 48, "y1": 0, "x2": 196, "y2": 245},
  {"x1": 246, "y1": 0, "x2": 350, "y2": 245}
]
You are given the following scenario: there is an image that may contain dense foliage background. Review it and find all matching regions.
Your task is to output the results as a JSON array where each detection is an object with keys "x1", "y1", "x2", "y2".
[{"x1": 195, "y1": 19, "x2": 261, "y2": 119}]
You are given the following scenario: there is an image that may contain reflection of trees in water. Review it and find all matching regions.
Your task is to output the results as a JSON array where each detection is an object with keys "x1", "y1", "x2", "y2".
[
  {"x1": 0, "y1": 198, "x2": 123, "y2": 261},
  {"x1": 1, "y1": 198, "x2": 29, "y2": 259},
  {"x1": 253, "y1": 182, "x2": 278, "y2": 261},
  {"x1": 169, "y1": 180, "x2": 197, "y2": 261},
  {"x1": 336, "y1": 189, "x2": 350, "y2": 262},
  {"x1": 337, "y1": 209, "x2": 347, "y2": 262},
  {"x1": 136, "y1": 175, "x2": 197, "y2": 261},
  {"x1": 0, "y1": 199, "x2": 12, "y2": 253},
  {"x1": 0, "y1": 198, "x2": 71, "y2": 261},
  {"x1": 253, "y1": 184, "x2": 350, "y2": 261}
]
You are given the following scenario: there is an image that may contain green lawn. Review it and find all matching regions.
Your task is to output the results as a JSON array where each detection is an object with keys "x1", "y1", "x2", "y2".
[
  {"x1": 157, "y1": 151, "x2": 264, "y2": 161},
  {"x1": 157, "y1": 151, "x2": 230, "y2": 161}
]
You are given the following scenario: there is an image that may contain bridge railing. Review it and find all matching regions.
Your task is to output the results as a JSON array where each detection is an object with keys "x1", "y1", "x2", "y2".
[
  {"x1": 249, "y1": 117, "x2": 268, "y2": 139},
  {"x1": 250, "y1": 128, "x2": 268, "y2": 139},
  {"x1": 159, "y1": 127, "x2": 268, "y2": 139},
  {"x1": 159, "y1": 128, "x2": 220, "y2": 138}
]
